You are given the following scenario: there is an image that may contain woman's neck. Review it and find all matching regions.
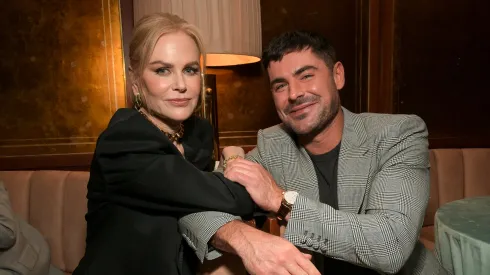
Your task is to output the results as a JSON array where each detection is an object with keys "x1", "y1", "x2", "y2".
[{"x1": 139, "y1": 108, "x2": 181, "y2": 134}]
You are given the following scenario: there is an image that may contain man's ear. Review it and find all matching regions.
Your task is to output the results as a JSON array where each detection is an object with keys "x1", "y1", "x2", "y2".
[{"x1": 332, "y1": 62, "x2": 345, "y2": 90}]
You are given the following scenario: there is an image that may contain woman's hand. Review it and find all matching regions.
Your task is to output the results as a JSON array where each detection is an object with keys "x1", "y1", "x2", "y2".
[{"x1": 220, "y1": 146, "x2": 245, "y2": 168}]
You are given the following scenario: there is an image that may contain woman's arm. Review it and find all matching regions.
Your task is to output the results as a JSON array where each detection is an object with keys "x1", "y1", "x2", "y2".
[
  {"x1": 89, "y1": 112, "x2": 254, "y2": 218},
  {"x1": 218, "y1": 146, "x2": 245, "y2": 170}
]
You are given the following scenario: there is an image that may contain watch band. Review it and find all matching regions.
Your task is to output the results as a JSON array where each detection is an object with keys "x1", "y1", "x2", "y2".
[{"x1": 276, "y1": 192, "x2": 293, "y2": 221}]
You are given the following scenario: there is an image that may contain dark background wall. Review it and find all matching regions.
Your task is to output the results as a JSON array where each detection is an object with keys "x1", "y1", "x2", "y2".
[
  {"x1": 393, "y1": 0, "x2": 490, "y2": 148},
  {"x1": 210, "y1": 0, "x2": 368, "y2": 151},
  {"x1": 1, "y1": 0, "x2": 489, "y2": 170},
  {"x1": 0, "y1": 0, "x2": 126, "y2": 170}
]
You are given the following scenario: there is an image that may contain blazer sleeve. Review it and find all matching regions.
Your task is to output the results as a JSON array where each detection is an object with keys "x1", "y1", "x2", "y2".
[
  {"x1": 283, "y1": 116, "x2": 430, "y2": 274},
  {"x1": 178, "y1": 147, "x2": 263, "y2": 262},
  {"x1": 91, "y1": 114, "x2": 255, "y2": 218}
]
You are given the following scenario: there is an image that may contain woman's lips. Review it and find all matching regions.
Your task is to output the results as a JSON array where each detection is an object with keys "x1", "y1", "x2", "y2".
[{"x1": 167, "y1": 98, "x2": 190, "y2": 107}]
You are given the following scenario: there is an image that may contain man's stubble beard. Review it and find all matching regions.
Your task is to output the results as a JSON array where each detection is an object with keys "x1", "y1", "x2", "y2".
[{"x1": 286, "y1": 91, "x2": 341, "y2": 138}]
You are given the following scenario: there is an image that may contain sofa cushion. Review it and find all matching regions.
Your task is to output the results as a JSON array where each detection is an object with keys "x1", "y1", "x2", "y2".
[
  {"x1": 424, "y1": 148, "x2": 490, "y2": 227},
  {"x1": 462, "y1": 149, "x2": 490, "y2": 197},
  {"x1": 0, "y1": 171, "x2": 88, "y2": 274},
  {"x1": 419, "y1": 226, "x2": 435, "y2": 251},
  {"x1": 0, "y1": 171, "x2": 33, "y2": 221}
]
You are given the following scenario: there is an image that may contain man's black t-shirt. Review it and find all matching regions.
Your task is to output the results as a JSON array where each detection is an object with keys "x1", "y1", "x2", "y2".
[{"x1": 307, "y1": 143, "x2": 377, "y2": 275}]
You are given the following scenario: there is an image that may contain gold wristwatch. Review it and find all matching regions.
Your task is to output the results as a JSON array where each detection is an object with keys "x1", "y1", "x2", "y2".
[{"x1": 276, "y1": 191, "x2": 298, "y2": 221}]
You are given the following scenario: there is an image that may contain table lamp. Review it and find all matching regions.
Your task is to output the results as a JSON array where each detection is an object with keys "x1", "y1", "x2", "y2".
[{"x1": 133, "y1": 0, "x2": 262, "y2": 160}]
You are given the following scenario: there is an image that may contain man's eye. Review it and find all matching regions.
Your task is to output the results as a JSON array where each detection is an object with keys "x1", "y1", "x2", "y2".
[
  {"x1": 302, "y1": 74, "x2": 313, "y2": 80},
  {"x1": 274, "y1": 84, "x2": 287, "y2": 92}
]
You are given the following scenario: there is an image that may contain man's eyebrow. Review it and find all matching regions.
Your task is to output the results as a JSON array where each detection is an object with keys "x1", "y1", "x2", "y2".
[
  {"x1": 270, "y1": 77, "x2": 287, "y2": 88},
  {"x1": 293, "y1": 65, "x2": 318, "y2": 76},
  {"x1": 269, "y1": 65, "x2": 318, "y2": 88}
]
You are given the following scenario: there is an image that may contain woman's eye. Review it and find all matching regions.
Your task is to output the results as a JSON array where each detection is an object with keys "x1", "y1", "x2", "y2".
[
  {"x1": 184, "y1": 67, "x2": 199, "y2": 75},
  {"x1": 155, "y1": 68, "x2": 170, "y2": 75}
]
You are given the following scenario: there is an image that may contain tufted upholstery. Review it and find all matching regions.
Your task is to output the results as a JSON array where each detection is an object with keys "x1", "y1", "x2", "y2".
[
  {"x1": 0, "y1": 170, "x2": 251, "y2": 275},
  {"x1": 0, "y1": 171, "x2": 88, "y2": 275},
  {"x1": 419, "y1": 148, "x2": 490, "y2": 250},
  {"x1": 0, "y1": 148, "x2": 489, "y2": 274}
]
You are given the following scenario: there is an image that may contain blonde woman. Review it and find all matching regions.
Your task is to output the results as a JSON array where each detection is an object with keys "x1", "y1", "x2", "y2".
[{"x1": 72, "y1": 13, "x2": 253, "y2": 275}]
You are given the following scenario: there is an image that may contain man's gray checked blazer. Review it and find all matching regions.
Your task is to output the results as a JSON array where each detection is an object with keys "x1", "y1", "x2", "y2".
[{"x1": 179, "y1": 107, "x2": 446, "y2": 274}]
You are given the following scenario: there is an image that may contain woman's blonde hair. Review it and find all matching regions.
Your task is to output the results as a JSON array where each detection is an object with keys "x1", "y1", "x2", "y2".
[{"x1": 129, "y1": 12, "x2": 206, "y2": 112}]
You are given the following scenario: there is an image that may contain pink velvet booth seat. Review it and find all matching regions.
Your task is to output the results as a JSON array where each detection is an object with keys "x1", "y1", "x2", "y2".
[
  {"x1": 419, "y1": 148, "x2": 490, "y2": 251},
  {"x1": 0, "y1": 171, "x2": 88, "y2": 275},
  {"x1": 0, "y1": 170, "x2": 247, "y2": 275},
  {"x1": 0, "y1": 148, "x2": 489, "y2": 274}
]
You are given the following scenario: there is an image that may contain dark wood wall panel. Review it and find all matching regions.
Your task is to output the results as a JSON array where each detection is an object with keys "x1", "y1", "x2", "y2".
[
  {"x1": 209, "y1": 63, "x2": 279, "y2": 150},
  {"x1": 120, "y1": 0, "x2": 134, "y2": 105},
  {"x1": 216, "y1": 0, "x2": 368, "y2": 149},
  {"x1": 261, "y1": 0, "x2": 365, "y2": 114},
  {"x1": 0, "y1": 0, "x2": 126, "y2": 170},
  {"x1": 367, "y1": 0, "x2": 395, "y2": 114},
  {"x1": 393, "y1": 0, "x2": 490, "y2": 148}
]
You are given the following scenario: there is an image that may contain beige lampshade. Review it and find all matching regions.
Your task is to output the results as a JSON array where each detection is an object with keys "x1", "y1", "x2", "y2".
[{"x1": 133, "y1": 0, "x2": 262, "y2": 66}]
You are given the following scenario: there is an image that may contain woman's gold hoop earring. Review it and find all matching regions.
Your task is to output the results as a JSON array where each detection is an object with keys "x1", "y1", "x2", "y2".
[{"x1": 134, "y1": 93, "x2": 143, "y2": 110}]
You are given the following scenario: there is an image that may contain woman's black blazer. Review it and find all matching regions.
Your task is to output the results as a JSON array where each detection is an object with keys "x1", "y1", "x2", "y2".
[{"x1": 73, "y1": 108, "x2": 254, "y2": 275}]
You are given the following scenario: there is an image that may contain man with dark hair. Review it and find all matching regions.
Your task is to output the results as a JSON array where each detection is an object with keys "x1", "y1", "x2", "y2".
[
  {"x1": 180, "y1": 31, "x2": 446, "y2": 274},
  {"x1": 261, "y1": 30, "x2": 337, "y2": 70}
]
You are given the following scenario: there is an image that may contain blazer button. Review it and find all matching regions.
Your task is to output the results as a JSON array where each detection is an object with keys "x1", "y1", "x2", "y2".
[
  {"x1": 305, "y1": 237, "x2": 314, "y2": 247},
  {"x1": 301, "y1": 236, "x2": 307, "y2": 244},
  {"x1": 320, "y1": 239, "x2": 328, "y2": 253}
]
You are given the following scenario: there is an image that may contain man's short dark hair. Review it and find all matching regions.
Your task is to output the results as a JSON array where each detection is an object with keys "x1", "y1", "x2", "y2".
[{"x1": 262, "y1": 30, "x2": 337, "y2": 70}]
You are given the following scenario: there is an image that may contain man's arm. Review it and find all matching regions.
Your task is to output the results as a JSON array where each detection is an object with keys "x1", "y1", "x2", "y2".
[
  {"x1": 178, "y1": 147, "x2": 320, "y2": 275},
  {"x1": 210, "y1": 220, "x2": 319, "y2": 275},
  {"x1": 178, "y1": 146, "x2": 252, "y2": 262},
  {"x1": 224, "y1": 116, "x2": 429, "y2": 274},
  {"x1": 179, "y1": 211, "x2": 241, "y2": 261},
  {"x1": 284, "y1": 116, "x2": 429, "y2": 274}
]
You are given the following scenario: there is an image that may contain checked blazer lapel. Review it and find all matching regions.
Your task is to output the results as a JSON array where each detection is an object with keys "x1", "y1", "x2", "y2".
[
  {"x1": 278, "y1": 108, "x2": 373, "y2": 211},
  {"x1": 337, "y1": 108, "x2": 372, "y2": 213},
  {"x1": 279, "y1": 127, "x2": 321, "y2": 200}
]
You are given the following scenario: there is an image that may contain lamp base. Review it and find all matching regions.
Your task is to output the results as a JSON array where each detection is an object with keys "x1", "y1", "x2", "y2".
[{"x1": 202, "y1": 74, "x2": 220, "y2": 161}]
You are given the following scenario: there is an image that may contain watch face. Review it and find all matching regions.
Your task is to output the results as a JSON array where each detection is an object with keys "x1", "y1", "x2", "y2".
[{"x1": 284, "y1": 191, "x2": 298, "y2": 204}]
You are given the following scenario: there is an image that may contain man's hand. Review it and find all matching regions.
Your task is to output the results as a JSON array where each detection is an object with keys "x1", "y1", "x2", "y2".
[
  {"x1": 213, "y1": 221, "x2": 320, "y2": 275},
  {"x1": 224, "y1": 158, "x2": 283, "y2": 213}
]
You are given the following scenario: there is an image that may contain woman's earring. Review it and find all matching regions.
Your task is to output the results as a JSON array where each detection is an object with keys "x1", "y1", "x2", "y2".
[{"x1": 134, "y1": 93, "x2": 143, "y2": 110}]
